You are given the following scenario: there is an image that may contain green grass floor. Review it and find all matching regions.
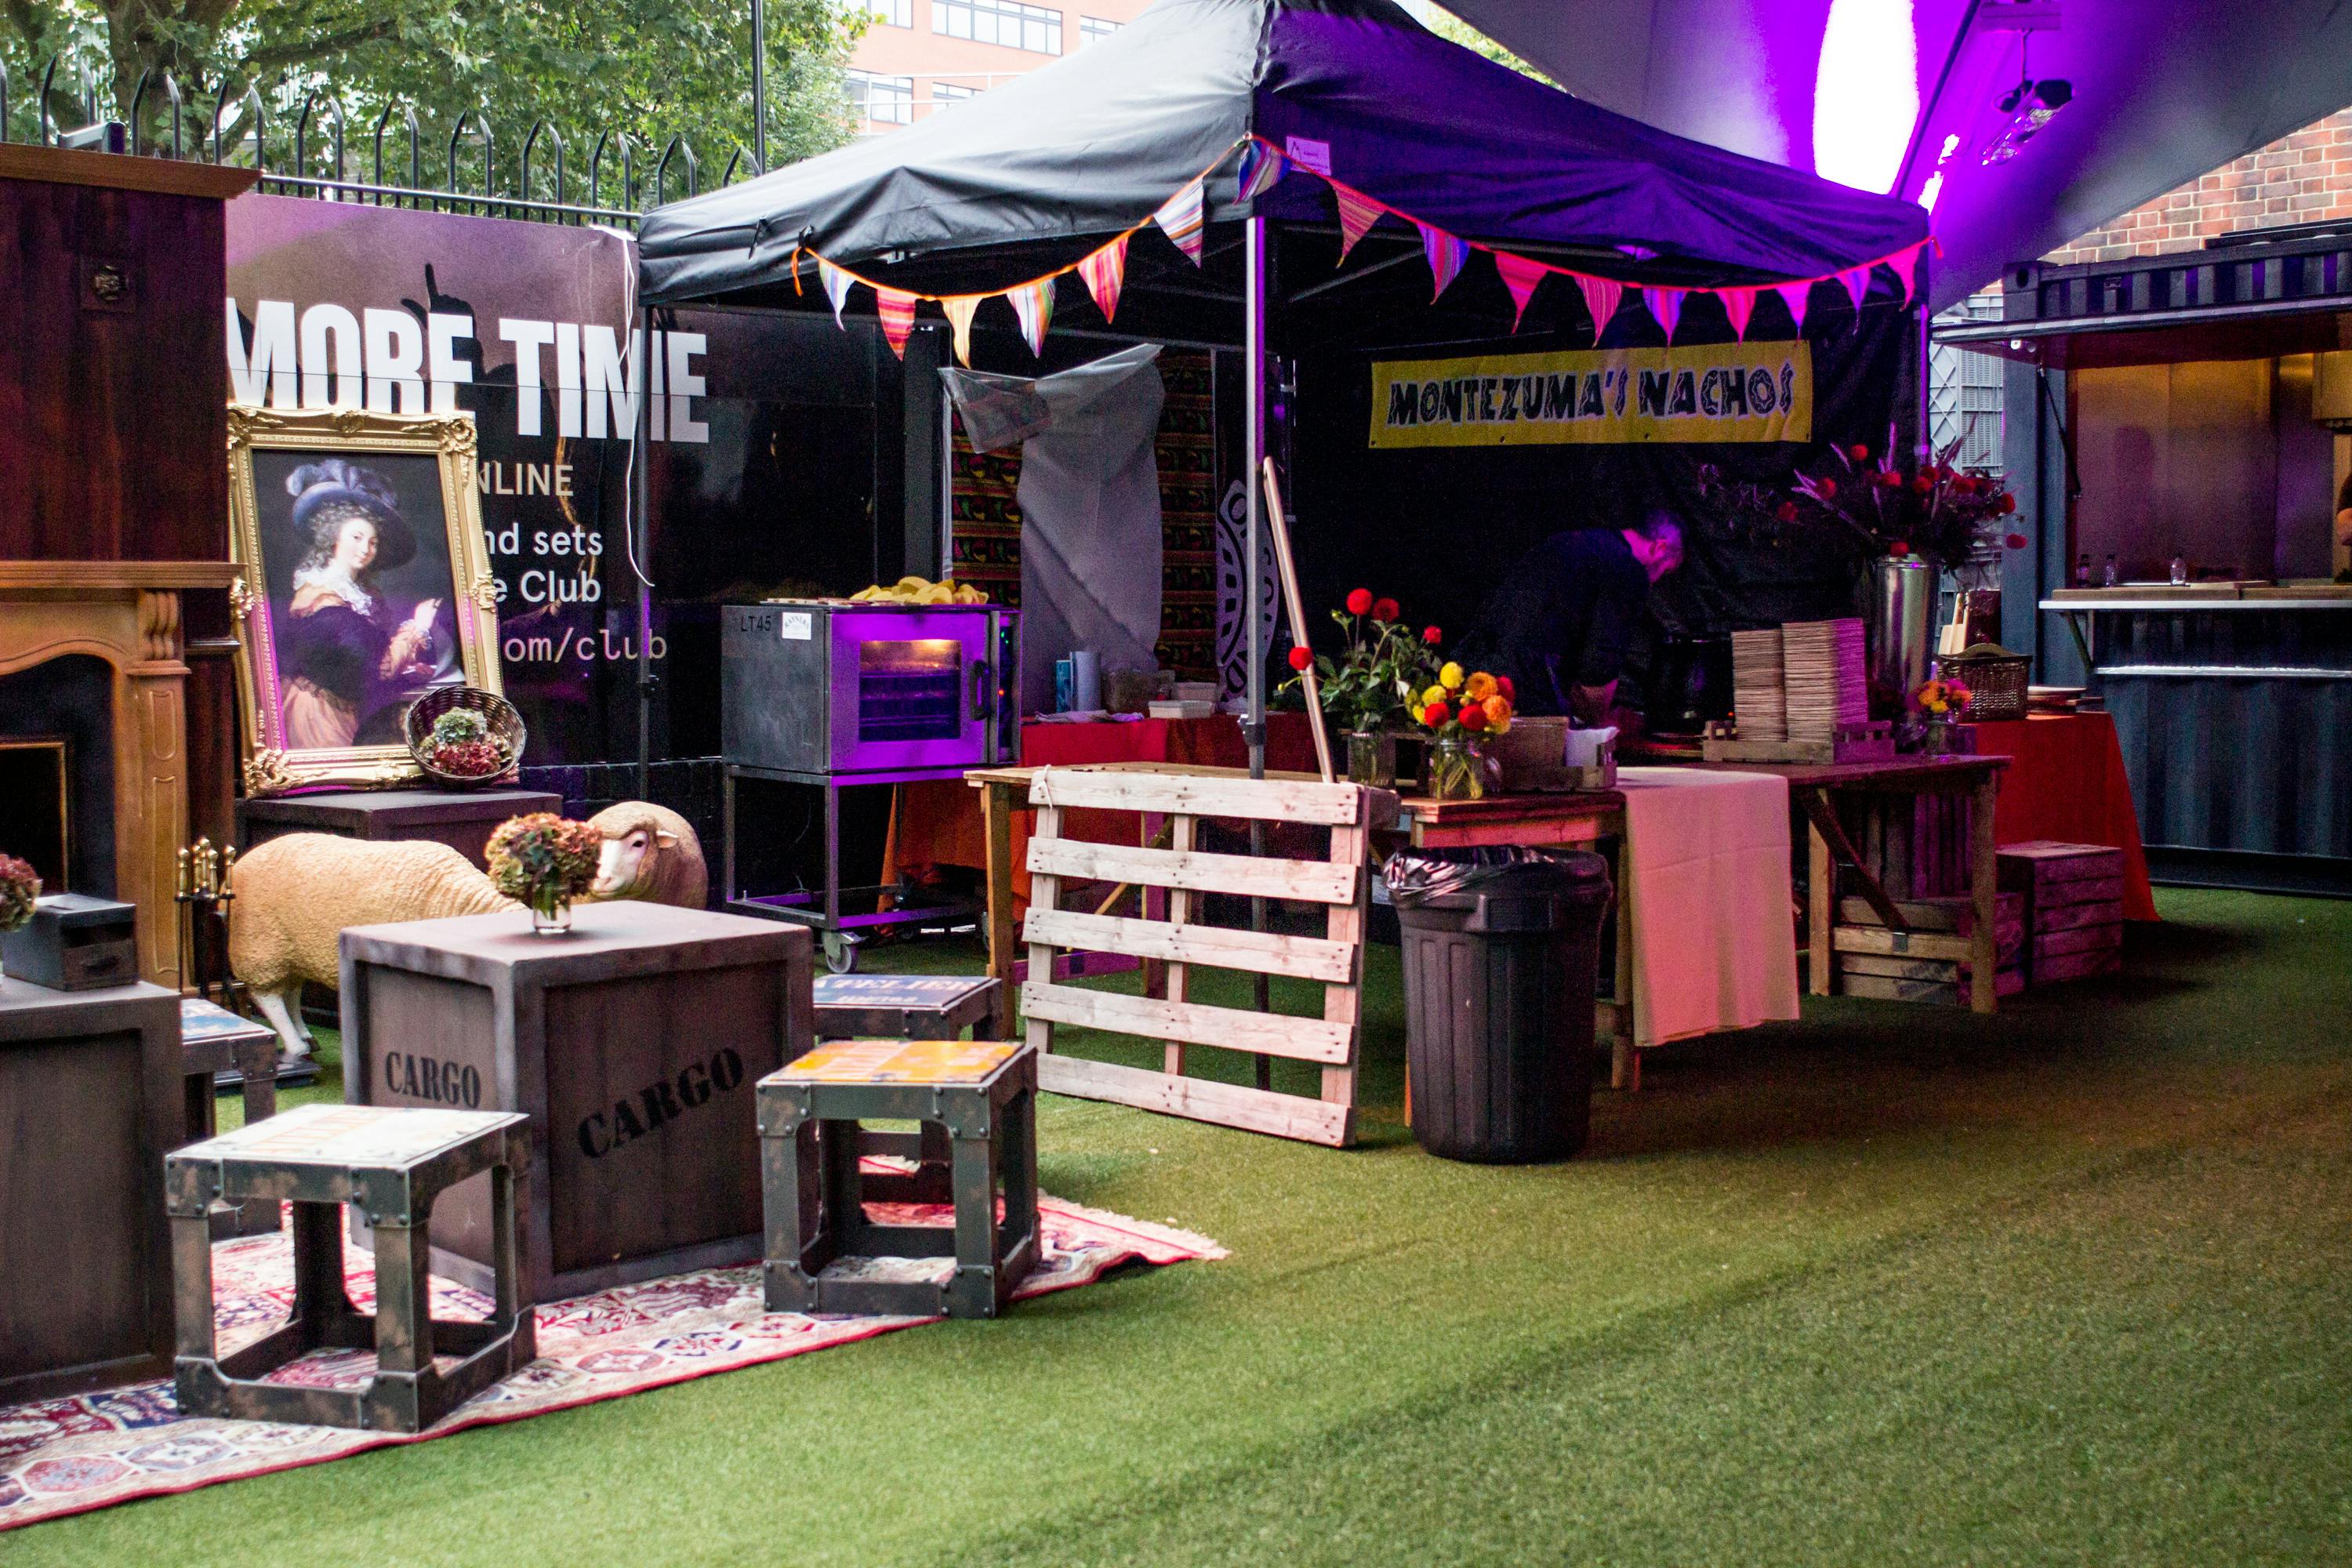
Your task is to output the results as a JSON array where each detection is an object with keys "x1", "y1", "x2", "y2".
[{"x1": 19, "y1": 889, "x2": 2352, "y2": 1565}]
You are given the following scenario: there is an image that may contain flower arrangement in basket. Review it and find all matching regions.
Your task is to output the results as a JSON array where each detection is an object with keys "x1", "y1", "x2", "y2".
[
  {"x1": 485, "y1": 813, "x2": 603, "y2": 935},
  {"x1": 1282, "y1": 586, "x2": 1444, "y2": 785},
  {"x1": 404, "y1": 687, "x2": 525, "y2": 788},
  {"x1": 0, "y1": 854, "x2": 38, "y2": 978},
  {"x1": 1413, "y1": 662, "x2": 1515, "y2": 800},
  {"x1": 1715, "y1": 433, "x2": 2027, "y2": 571}
]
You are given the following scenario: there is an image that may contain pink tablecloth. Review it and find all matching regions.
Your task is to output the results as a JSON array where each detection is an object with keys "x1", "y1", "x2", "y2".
[{"x1": 1616, "y1": 766, "x2": 1802, "y2": 1048}]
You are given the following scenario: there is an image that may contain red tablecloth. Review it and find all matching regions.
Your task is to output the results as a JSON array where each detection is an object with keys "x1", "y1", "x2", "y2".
[
  {"x1": 884, "y1": 713, "x2": 1322, "y2": 904},
  {"x1": 1973, "y1": 712, "x2": 2159, "y2": 921}
]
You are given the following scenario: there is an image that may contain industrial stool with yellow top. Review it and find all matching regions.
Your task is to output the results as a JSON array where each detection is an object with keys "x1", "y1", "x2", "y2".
[{"x1": 757, "y1": 1038, "x2": 1037, "y2": 1319}]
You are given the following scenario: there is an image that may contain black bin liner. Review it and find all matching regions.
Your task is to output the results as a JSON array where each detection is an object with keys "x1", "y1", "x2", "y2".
[{"x1": 1384, "y1": 847, "x2": 1613, "y2": 1163}]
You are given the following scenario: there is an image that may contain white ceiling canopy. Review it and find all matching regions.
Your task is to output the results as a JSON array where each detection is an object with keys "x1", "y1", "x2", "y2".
[{"x1": 1435, "y1": 0, "x2": 2352, "y2": 309}]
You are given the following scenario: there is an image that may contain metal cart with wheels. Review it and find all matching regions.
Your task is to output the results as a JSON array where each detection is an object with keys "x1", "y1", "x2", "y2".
[{"x1": 721, "y1": 762, "x2": 984, "y2": 973}]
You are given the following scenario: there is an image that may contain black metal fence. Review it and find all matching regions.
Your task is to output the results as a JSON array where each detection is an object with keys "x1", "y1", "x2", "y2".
[{"x1": 0, "y1": 56, "x2": 767, "y2": 226}]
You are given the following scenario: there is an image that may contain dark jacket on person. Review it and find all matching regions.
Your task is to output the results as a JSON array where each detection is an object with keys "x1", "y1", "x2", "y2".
[{"x1": 1454, "y1": 529, "x2": 1650, "y2": 717}]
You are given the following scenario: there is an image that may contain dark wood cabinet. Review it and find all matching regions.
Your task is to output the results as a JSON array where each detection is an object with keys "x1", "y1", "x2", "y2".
[
  {"x1": 0, "y1": 978, "x2": 182, "y2": 1402},
  {"x1": 338, "y1": 902, "x2": 814, "y2": 1303},
  {"x1": 237, "y1": 788, "x2": 564, "y2": 870}
]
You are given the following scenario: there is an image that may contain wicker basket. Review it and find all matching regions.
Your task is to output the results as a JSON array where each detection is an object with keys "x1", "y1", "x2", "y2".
[
  {"x1": 402, "y1": 686, "x2": 526, "y2": 789},
  {"x1": 1943, "y1": 649, "x2": 2031, "y2": 723}
]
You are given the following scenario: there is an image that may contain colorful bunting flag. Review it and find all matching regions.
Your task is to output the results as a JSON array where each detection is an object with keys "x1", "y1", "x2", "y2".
[
  {"x1": 1331, "y1": 182, "x2": 1386, "y2": 260},
  {"x1": 1645, "y1": 286, "x2": 1686, "y2": 343},
  {"x1": 1494, "y1": 252, "x2": 1549, "y2": 332},
  {"x1": 1573, "y1": 274, "x2": 1624, "y2": 341},
  {"x1": 1153, "y1": 179, "x2": 1206, "y2": 265},
  {"x1": 1008, "y1": 277, "x2": 1055, "y2": 356},
  {"x1": 1774, "y1": 280, "x2": 1814, "y2": 335},
  {"x1": 1236, "y1": 139, "x2": 1286, "y2": 201},
  {"x1": 1076, "y1": 234, "x2": 1127, "y2": 324},
  {"x1": 1895, "y1": 241, "x2": 1926, "y2": 306},
  {"x1": 1839, "y1": 263, "x2": 1875, "y2": 314},
  {"x1": 1719, "y1": 285, "x2": 1757, "y2": 340},
  {"x1": 1419, "y1": 222, "x2": 1470, "y2": 301},
  {"x1": 818, "y1": 258, "x2": 855, "y2": 329},
  {"x1": 875, "y1": 289, "x2": 918, "y2": 358},
  {"x1": 940, "y1": 295, "x2": 982, "y2": 366}
]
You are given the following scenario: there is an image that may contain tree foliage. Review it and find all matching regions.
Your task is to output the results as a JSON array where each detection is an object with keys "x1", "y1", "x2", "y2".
[{"x1": 1, "y1": 0, "x2": 866, "y2": 203}]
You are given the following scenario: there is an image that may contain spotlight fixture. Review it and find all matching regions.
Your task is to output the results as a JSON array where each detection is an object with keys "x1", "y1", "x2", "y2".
[{"x1": 1980, "y1": 32, "x2": 2071, "y2": 165}]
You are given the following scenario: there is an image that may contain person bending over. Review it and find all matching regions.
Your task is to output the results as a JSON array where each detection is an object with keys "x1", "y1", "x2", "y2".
[{"x1": 1455, "y1": 511, "x2": 1686, "y2": 725}]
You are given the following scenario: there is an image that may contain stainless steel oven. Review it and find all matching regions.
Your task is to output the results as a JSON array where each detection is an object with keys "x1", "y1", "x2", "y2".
[{"x1": 720, "y1": 601, "x2": 1020, "y2": 778}]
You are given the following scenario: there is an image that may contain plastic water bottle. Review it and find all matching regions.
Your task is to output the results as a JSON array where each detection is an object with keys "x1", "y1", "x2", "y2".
[
  {"x1": 2074, "y1": 552, "x2": 2091, "y2": 587},
  {"x1": 2169, "y1": 554, "x2": 2188, "y2": 586},
  {"x1": 2102, "y1": 554, "x2": 2118, "y2": 587}
]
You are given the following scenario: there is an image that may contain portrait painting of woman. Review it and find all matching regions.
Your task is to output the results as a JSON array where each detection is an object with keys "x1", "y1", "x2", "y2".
[{"x1": 228, "y1": 408, "x2": 502, "y2": 793}]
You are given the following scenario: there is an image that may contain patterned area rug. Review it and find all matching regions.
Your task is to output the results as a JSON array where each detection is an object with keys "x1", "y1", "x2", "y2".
[{"x1": 0, "y1": 1194, "x2": 1221, "y2": 1533}]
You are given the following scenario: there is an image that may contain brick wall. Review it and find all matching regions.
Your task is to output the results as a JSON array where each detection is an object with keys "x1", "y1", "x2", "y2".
[{"x1": 2043, "y1": 107, "x2": 2352, "y2": 265}]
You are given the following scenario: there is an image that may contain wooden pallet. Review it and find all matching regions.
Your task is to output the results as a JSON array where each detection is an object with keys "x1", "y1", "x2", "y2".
[
  {"x1": 1700, "y1": 720, "x2": 1896, "y2": 766},
  {"x1": 1019, "y1": 768, "x2": 1375, "y2": 1148}
]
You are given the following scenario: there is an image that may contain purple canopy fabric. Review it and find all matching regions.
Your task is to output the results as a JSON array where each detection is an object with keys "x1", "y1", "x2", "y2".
[{"x1": 637, "y1": 0, "x2": 1926, "y2": 305}]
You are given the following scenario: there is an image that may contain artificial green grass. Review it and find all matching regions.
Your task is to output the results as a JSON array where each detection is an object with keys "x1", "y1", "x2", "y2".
[{"x1": 21, "y1": 889, "x2": 2352, "y2": 1565}]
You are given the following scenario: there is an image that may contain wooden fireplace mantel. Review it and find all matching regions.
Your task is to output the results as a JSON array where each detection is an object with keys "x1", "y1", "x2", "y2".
[{"x1": 0, "y1": 561, "x2": 243, "y2": 989}]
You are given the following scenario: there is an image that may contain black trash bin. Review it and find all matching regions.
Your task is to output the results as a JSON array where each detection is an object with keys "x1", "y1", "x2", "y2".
[{"x1": 1385, "y1": 847, "x2": 1613, "y2": 1163}]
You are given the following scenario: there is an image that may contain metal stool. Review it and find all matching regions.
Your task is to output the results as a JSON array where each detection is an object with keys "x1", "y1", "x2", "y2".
[
  {"x1": 810, "y1": 974, "x2": 1004, "y2": 1203},
  {"x1": 166, "y1": 1103, "x2": 534, "y2": 1433},
  {"x1": 758, "y1": 1039, "x2": 1037, "y2": 1319}
]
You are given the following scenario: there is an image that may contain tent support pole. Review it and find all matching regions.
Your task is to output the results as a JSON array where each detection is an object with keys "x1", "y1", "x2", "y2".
[
  {"x1": 635, "y1": 302, "x2": 655, "y2": 801},
  {"x1": 1243, "y1": 213, "x2": 1273, "y2": 1075}
]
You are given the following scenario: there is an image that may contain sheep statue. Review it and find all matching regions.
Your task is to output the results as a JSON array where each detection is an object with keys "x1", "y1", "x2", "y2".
[{"x1": 228, "y1": 801, "x2": 707, "y2": 1059}]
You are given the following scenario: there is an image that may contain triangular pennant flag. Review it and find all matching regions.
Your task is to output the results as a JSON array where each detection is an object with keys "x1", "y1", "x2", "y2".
[
  {"x1": 1774, "y1": 280, "x2": 1813, "y2": 335},
  {"x1": 1839, "y1": 263, "x2": 1875, "y2": 314},
  {"x1": 1895, "y1": 241, "x2": 1926, "y2": 306},
  {"x1": 1573, "y1": 274, "x2": 1624, "y2": 341},
  {"x1": 789, "y1": 245, "x2": 804, "y2": 296},
  {"x1": 818, "y1": 258, "x2": 855, "y2": 329},
  {"x1": 1719, "y1": 286, "x2": 1757, "y2": 340},
  {"x1": 1008, "y1": 277, "x2": 1055, "y2": 356},
  {"x1": 1646, "y1": 286, "x2": 1686, "y2": 343},
  {"x1": 1236, "y1": 139, "x2": 1286, "y2": 201},
  {"x1": 1077, "y1": 234, "x2": 1127, "y2": 324},
  {"x1": 1418, "y1": 222, "x2": 1469, "y2": 301},
  {"x1": 939, "y1": 295, "x2": 982, "y2": 366},
  {"x1": 1494, "y1": 252, "x2": 1549, "y2": 332},
  {"x1": 1153, "y1": 180, "x2": 1205, "y2": 265},
  {"x1": 875, "y1": 289, "x2": 918, "y2": 359},
  {"x1": 1331, "y1": 182, "x2": 1385, "y2": 261}
]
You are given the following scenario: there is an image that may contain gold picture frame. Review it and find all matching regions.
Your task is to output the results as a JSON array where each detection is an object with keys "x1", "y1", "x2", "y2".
[{"x1": 227, "y1": 405, "x2": 502, "y2": 794}]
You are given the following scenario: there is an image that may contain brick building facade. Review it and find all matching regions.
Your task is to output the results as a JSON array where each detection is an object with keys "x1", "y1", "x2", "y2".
[{"x1": 2043, "y1": 106, "x2": 2352, "y2": 264}]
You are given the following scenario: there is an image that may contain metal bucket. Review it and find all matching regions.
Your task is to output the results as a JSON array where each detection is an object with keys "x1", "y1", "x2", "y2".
[{"x1": 1868, "y1": 556, "x2": 1936, "y2": 717}]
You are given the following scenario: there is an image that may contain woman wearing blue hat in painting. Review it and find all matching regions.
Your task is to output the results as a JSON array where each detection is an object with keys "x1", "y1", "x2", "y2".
[{"x1": 278, "y1": 459, "x2": 446, "y2": 749}]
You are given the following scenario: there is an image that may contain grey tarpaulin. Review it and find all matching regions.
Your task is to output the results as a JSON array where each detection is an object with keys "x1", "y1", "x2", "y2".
[{"x1": 942, "y1": 344, "x2": 1167, "y2": 716}]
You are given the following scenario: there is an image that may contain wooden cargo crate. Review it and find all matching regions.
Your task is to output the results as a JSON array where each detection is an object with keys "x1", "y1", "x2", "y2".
[
  {"x1": 1837, "y1": 961, "x2": 2025, "y2": 1004},
  {"x1": 2033, "y1": 946, "x2": 2123, "y2": 984},
  {"x1": 339, "y1": 902, "x2": 813, "y2": 1303},
  {"x1": 1998, "y1": 841, "x2": 2124, "y2": 895}
]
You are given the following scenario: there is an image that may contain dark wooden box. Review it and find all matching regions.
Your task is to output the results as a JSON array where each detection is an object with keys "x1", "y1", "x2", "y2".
[
  {"x1": 0, "y1": 893, "x2": 139, "y2": 991},
  {"x1": 339, "y1": 902, "x2": 813, "y2": 1303},
  {"x1": 237, "y1": 787, "x2": 562, "y2": 870},
  {"x1": 0, "y1": 978, "x2": 181, "y2": 1401}
]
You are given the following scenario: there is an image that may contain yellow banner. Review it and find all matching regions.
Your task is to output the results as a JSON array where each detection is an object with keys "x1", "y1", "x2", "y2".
[{"x1": 1368, "y1": 342, "x2": 1812, "y2": 448}]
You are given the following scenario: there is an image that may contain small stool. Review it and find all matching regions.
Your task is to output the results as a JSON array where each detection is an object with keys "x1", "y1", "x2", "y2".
[
  {"x1": 166, "y1": 1103, "x2": 534, "y2": 1433},
  {"x1": 810, "y1": 975, "x2": 1003, "y2": 1203},
  {"x1": 758, "y1": 1039, "x2": 1037, "y2": 1319},
  {"x1": 178, "y1": 999, "x2": 284, "y2": 1239}
]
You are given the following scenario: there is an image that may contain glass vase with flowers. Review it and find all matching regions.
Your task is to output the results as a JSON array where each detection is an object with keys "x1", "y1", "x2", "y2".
[
  {"x1": 1283, "y1": 586, "x2": 1443, "y2": 788},
  {"x1": 1414, "y1": 662, "x2": 1515, "y2": 800},
  {"x1": 0, "y1": 854, "x2": 38, "y2": 981},
  {"x1": 485, "y1": 813, "x2": 604, "y2": 935}
]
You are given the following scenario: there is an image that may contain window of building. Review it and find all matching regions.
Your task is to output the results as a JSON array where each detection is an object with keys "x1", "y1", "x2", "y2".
[
  {"x1": 863, "y1": 0, "x2": 912, "y2": 24},
  {"x1": 932, "y1": 82, "x2": 982, "y2": 104},
  {"x1": 933, "y1": 0, "x2": 1062, "y2": 55},
  {"x1": 846, "y1": 70, "x2": 915, "y2": 125},
  {"x1": 1079, "y1": 15, "x2": 1120, "y2": 42}
]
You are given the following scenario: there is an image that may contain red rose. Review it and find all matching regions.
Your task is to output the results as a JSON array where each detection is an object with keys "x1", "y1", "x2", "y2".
[
  {"x1": 1287, "y1": 644, "x2": 1312, "y2": 671},
  {"x1": 1849, "y1": 444, "x2": 1870, "y2": 462},
  {"x1": 1955, "y1": 475, "x2": 1978, "y2": 495},
  {"x1": 1423, "y1": 625, "x2": 1443, "y2": 644},
  {"x1": 1998, "y1": 493, "x2": 2016, "y2": 514},
  {"x1": 1457, "y1": 703, "x2": 1488, "y2": 731},
  {"x1": 1818, "y1": 477, "x2": 1837, "y2": 499},
  {"x1": 2004, "y1": 532, "x2": 2028, "y2": 550},
  {"x1": 1889, "y1": 540, "x2": 1911, "y2": 557},
  {"x1": 1371, "y1": 597, "x2": 1400, "y2": 623},
  {"x1": 1877, "y1": 470, "x2": 1902, "y2": 489},
  {"x1": 1421, "y1": 699, "x2": 1450, "y2": 726},
  {"x1": 1345, "y1": 588, "x2": 1374, "y2": 615},
  {"x1": 1496, "y1": 674, "x2": 1515, "y2": 702},
  {"x1": 1775, "y1": 500, "x2": 1799, "y2": 523},
  {"x1": 1911, "y1": 474, "x2": 1933, "y2": 495}
]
